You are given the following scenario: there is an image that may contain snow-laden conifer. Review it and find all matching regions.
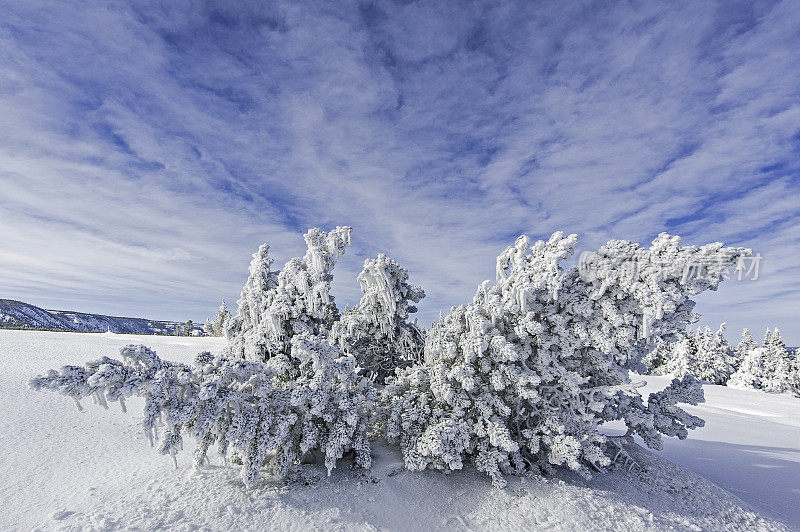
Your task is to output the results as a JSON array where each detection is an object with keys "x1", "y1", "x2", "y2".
[
  {"x1": 30, "y1": 227, "x2": 752, "y2": 489},
  {"x1": 644, "y1": 324, "x2": 736, "y2": 384},
  {"x1": 690, "y1": 324, "x2": 737, "y2": 384},
  {"x1": 30, "y1": 227, "x2": 370, "y2": 488},
  {"x1": 763, "y1": 328, "x2": 791, "y2": 393},
  {"x1": 30, "y1": 336, "x2": 373, "y2": 488},
  {"x1": 729, "y1": 328, "x2": 799, "y2": 395},
  {"x1": 227, "y1": 227, "x2": 351, "y2": 362},
  {"x1": 205, "y1": 300, "x2": 231, "y2": 337},
  {"x1": 225, "y1": 244, "x2": 279, "y2": 359},
  {"x1": 642, "y1": 338, "x2": 671, "y2": 375},
  {"x1": 657, "y1": 335, "x2": 697, "y2": 378},
  {"x1": 382, "y1": 232, "x2": 748, "y2": 486},
  {"x1": 733, "y1": 328, "x2": 757, "y2": 367},
  {"x1": 331, "y1": 254, "x2": 425, "y2": 383}
]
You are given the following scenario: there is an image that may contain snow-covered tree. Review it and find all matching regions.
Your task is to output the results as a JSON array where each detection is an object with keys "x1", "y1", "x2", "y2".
[
  {"x1": 762, "y1": 328, "x2": 773, "y2": 347},
  {"x1": 760, "y1": 328, "x2": 796, "y2": 394},
  {"x1": 733, "y1": 328, "x2": 757, "y2": 366},
  {"x1": 29, "y1": 228, "x2": 751, "y2": 489},
  {"x1": 658, "y1": 335, "x2": 697, "y2": 378},
  {"x1": 205, "y1": 300, "x2": 232, "y2": 337},
  {"x1": 226, "y1": 227, "x2": 352, "y2": 362},
  {"x1": 644, "y1": 324, "x2": 737, "y2": 384},
  {"x1": 642, "y1": 338, "x2": 672, "y2": 375},
  {"x1": 728, "y1": 345, "x2": 768, "y2": 390},
  {"x1": 729, "y1": 328, "x2": 799, "y2": 396},
  {"x1": 29, "y1": 335, "x2": 374, "y2": 488},
  {"x1": 225, "y1": 244, "x2": 279, "y2": 359},
  {"x1": 382, "y1": 232, "x2": 748, "y2": 486},
  {"x1": 691, "y1": 324, "x2": 736, "y2": 384},
  {"x1": 331, "y1": 254, "x2": 425, "y2": 383},
  {"x1": 30, "y1": 227, "x2": 368, "y2": 488}
]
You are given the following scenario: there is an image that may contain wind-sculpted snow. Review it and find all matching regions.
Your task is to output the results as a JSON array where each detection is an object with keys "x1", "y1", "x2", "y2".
[{"x1": 31, "y1": 228, "x2": 750, "y2": 490}]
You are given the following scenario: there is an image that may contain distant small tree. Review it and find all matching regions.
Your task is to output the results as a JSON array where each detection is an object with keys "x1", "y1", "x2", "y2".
[
  {"x1": 210, "y1": 300, "x2": 232, "y2": 337},
  {"x1": 729, "y1": 327, "x2": 799, "y2": 396},
  {"x1": 644, "y1": 324, "x2": 736, "y2": 384},
  {"x1": 761, "y1": 328, "x2": 794, "y2": 393},
  {"x1": 692, "y1": 323, "x2": 736, "y2": 384},
  {"x1": 762, "y1": 328, "x2": 773, "y2": 347},
  {"x1": 642, "y1": 338, "x2": 671, "y2": 374},
  {"x1": 733, "y1": 328, "x2": 757, "y2": 366},
  {"x1": 185, "y1": 320, "x2": 194, "y2": 336},
  {"x1": 661, "y1": 335, "x2": 697, "y2": 378}
]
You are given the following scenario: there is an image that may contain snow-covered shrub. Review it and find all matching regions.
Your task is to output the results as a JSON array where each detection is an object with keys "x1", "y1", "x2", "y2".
[
  {"x1": 225, "y1": 243, "x2": 278, "y2": 357},
  {"x1": 226, "y1": 227, "x2": 352, "y2": 362},
  {"x1": 30, "y1": 336, "x2": 374, "y2": 488},
  {"x1": 331, "y1": 254, "x2": 425, "y2": 383},
  {"x1": 30, "y1": 227, "x2": 751, "y2": 490},
  {"x1": 729, "y1": 328, "x2": 799, "y2": 396},
  {"x1": 382, "y1": 232, "x2": 748, "y2": 486},
  {"x1": 30, "y1": 227, "x2": 378, "y2": 488}
]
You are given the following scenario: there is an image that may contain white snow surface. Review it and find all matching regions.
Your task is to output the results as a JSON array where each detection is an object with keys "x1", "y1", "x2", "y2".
[
  {"x1": 632, "y1": 374, "x2": 800, "y2": 527},
  {"x1": 2, "y1": 330, "x2": 797, "y2": 531}
]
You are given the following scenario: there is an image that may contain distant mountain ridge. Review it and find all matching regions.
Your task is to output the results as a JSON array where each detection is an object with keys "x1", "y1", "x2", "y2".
[{"x1": 0, "y1": 299, "x2": 196, "y2": 335}]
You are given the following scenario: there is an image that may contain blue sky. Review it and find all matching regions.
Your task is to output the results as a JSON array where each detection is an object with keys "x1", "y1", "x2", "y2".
[{"x1": 1, "y1": 0, "x2": 799, "y2": 343}]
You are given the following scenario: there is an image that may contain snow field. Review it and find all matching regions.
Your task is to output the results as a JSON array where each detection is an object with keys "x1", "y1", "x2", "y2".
[{"x1": 2, "y1": 330, "x2": 797, "y2": 530}]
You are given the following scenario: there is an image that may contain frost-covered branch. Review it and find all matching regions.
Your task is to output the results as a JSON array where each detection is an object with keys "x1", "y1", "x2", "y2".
[
  {"x1": 30, "y1": 336, "x2": 374, "y2": 488},
  {"x1": 226, "y1": 227, "x2": 352, "y2": 362},
  {"x1": 332, "y1": 254, "x2": 425, "y2": 383},
  {"x1": 383, "y1": 232, "x2": 748, "y2": 486},
  {"x1": 30, "y1": 227, "x2": 753, "y2": 490}
]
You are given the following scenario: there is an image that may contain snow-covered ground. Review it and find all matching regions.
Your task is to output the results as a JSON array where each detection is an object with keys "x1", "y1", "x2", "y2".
[
  {"x1": 637, "y1": 375, "x2": 800, "y2": 527},
  {"x1": 1, "y1": 330, "x2": 797, "y2": 531}
]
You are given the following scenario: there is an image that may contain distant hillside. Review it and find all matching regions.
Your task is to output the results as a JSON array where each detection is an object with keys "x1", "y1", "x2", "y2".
[{"x1": 0, "y1": 299, "x2": 200, "y2": 335}]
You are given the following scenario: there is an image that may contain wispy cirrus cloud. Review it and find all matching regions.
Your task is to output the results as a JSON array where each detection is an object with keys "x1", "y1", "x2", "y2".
[{"x1": 1, "y1": 0, "x2": 798, "y2": 342}]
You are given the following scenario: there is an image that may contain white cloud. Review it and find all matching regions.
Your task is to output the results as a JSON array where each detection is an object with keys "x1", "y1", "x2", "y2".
[{"x1": 0, "y1": 0, "x2": 798, "y2": 343}]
